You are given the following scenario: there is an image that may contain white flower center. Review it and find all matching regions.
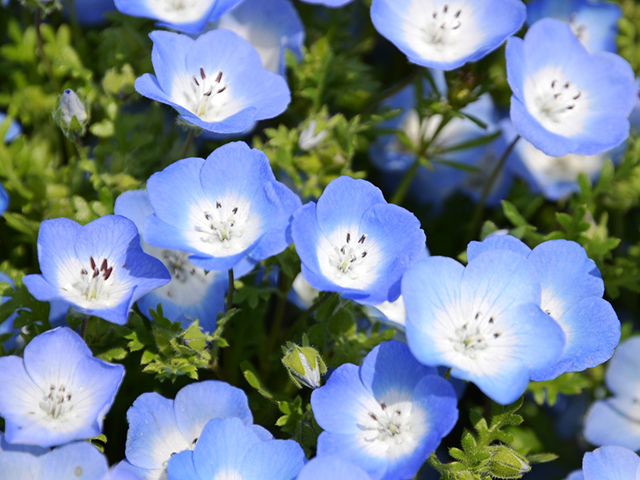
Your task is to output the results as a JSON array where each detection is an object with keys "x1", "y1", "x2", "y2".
[
  {"x1": 197, "y1": 201, "x2": 243, "y2": 246},
  {"x1": 150, "y1": 0, "x2": 213, "y2": 23},
  {"x1": 450, "y1": 311, "x2": 502, "y2": 360},
  {"x1": 524, "y1": 66, "x2": 588, "y2": 137},
  {"x1": 329, "y1": 231, "x2": 369, "y2": 278},
  {"x1": 39, "y1": 383, "x2": 74, "y2": 419},
  {"x1": 425, "y1": 4, "x2": 464, "y2": 46},
  {"x1": 73, "y1": 256, "x2": 116, "y2": 302}
]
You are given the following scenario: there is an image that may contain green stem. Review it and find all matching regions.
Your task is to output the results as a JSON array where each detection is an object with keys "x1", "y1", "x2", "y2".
[
  {"x1": 390, "y1": 155, "x2": 421, "y2": 205},
  {"x1": 265, "y1": 272, "x2": 290, "y2": 359},
  {"x1": 286, "y1": 292, "x2": 333, "y2": 338},
  {"x1": 80, "y1": 316, "x2": 89, "y2": 340},
  {"x1": 35, "y1": 9, "x2": 59, "y2": 91},
  {"x1": 470, "y1": 135, "x2": 521, "y2": 236},
  {"x1": 444, "y1": 368, "x2": 451, "y2": 380},
  {"x1": 226, "y1": 269, "x2": 235, "y2": 312},
  {"x1": 181, "y1": 129, "x2": 196, "y2": 159}
]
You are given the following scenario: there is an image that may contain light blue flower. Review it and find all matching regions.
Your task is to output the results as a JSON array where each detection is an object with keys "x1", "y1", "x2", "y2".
[
  {"x1": 311, "y1": 341, "x2": 458, "y2": 480},
  {"x1": 115, "y1": 0, "x2": 241, "y2": 34},
  {"x1": 135, "y1": 30, "x2": 291, "y2": 134},
  {"x1": 402, "y1": 249, "x2": 565, "y2": 404},
  {"x1": 167, "y1": 417, "x2": 305, "y2": 480},
  {"x1": 298, "y1": 456, "x2": 372, "y2": 480},
  {"x1": 370, "y1": 0, "x2": 526, "y2": 70},
  {"x1": 467, "y1": 235, "x2": 620, "y2": 381},
  {"x1": 115, "y1": 190, "x2": 227, "y2": 332},
  {"x1": 0, "y1": 327, "x2": 125, "y2": 447},
  {"x1": 527, "y1": 0, "x2": 622, "y2": 53},
  {"x1": 291, "y1": 176, "x2": 426, "y2": 305},
  {"x1": 299, "y1": 0, "x2": 355, "y2": 6},
  {"x1": 123, "y1": 380, "x2": 272, "y2": 480},
  {"x1": 23, "y1": 215, "x2": 171, "y2": 326},
  {"x1": 145, "y1": 142, "x2": 301, "y2": 272},
  {"x1": 502, "y1": 120, "x2": 625, "y2": 201},
  {"x1": 212, "y1": 0, "x2": 304, "y2": 76},
  {"x1": 67, "y1": 0, "x2": 116, "y2": 26},
  {"x1": 584, "y1": 336, "x2": 640, "y2": 451},
  {"x1": 568, "y1": 446, "x2": 640, "y2": 480},
  {"x1": 370, "y1": 81, "x2": 512, "y2": 208},
  {"x1": 506, "y1": 18, "x2": 636, "y2": 157}
]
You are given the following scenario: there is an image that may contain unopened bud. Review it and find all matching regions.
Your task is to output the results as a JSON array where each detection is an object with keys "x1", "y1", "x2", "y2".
[
  {"x1": 282, "y1": 336, "x2": 327, "y2": 389},
  {"x1": 487, "y1": 446, "x2": 531, "y2": 479},
  {"x1": 55, "y1": 89, "x2": 88, "y2": 136}
]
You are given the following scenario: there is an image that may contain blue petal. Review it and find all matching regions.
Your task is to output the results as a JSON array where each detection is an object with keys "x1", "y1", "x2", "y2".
[
  {"x1": 605, "y1": 337, "x2": 640, "y2": 398},
  {"x1": 0, "y1": 432, "x2": 44, "y2": 480},
  {"x1": 177, "y1": 108, "x2": 259, "y2": 135},
  {"x1": 42, "y1": 442, "x2": 109, "y2": 480},
  {"x1": 147, "y1": 30, "x2": 194, "y2": 91},
  {"x1": 0, "y1": 183, "x2": 8, "y2": 215},
  {"x1": 208, "y1": 0, "x2": 244, "y2": 21},
  {"x1": 583, "y1": 446, "x2": 640, "y2": 480},
  {"x1": 466, "y1": 235, "x2": 531, "y2": 263},
  {"x1": 114, "y1": 190, "x2": 153, "y2": 233},
  {"x1": 297, "y1": 457, "x2": 371, "y2": 480},
  {"x1": 166, "y1": 450, "x2": 198, "y2": 480},
  {"x1": 33, "y1": 218, "x2": 81, "y2": 290},
  {"x1": 120, "y1": 250, "x2": 171, "y2": 302},
  {"x1": 584, "y1": 398, "x2": 640, "y2": 451},
  {"x1": 23, "y1": 274, "x2": 62, "y2": 302},
  {"x1": 241, "y1": 439, "x2": 306, "y2": 480},
  {"x1": 316, "y1": 432, "x2": 388, "y2": 480},
  {"x1": 73, "y1": 215, "x2": 140, "y2": 266},
  {"x1": 174, "y1": 381, "x2": 254, "y2": 446}
]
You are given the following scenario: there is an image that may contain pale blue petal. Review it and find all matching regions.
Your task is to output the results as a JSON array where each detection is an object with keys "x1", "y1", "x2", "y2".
[
  {"x1": 241, "y1": 439, "x2": 306, "y2": 480},
  {"x1": 43, "y1": 442, "x2": 109, "y2": 480},
  {"x1": 297, "y1": 457, "x2": 371, "y2": 480},
  {"x1": 583, "y1": 446, "x2": 640, "y2": 480}
]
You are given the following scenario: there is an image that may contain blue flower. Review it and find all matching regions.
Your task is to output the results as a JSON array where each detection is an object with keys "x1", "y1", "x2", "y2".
[
  {"x1": 67, "y1": 0, "x2": 116, "y2": 26},
  {"x1": 467, "y1": 235, "x2": 620, "y2": 381},
  {"x1": 299, "y1": 0, "x2": 355, "y2": 6},
  {"x1": 370, "y1": 82, "x2": 512, "y2": 208},
  {"x1": 370, "y1": 0, "x2": 526, "y2": 71},
  {"x1": 311, "y1": 341, "x2": 458, "y2": 480},
  {"x1": 506, "y1": 18, "x2": 636, "y2": 157},
  {"x1": 0, "y1": 111, "x2": 22, "y2": 143},
  {"x1": 567, "y1": 446, "x2": 640, "y2": 480},
  {"x1": 167, "y1": 417, "x2": 306, "y2": 480},
  {"x1": 291, "y1": 176, "x2": 426, "y2": 305},
  {"x1": 114, "y1": 0, "x2": 242, "y2": 34},
  {"x1": 0, "y1": 327, "x2": 124, "y2": 447},
  {"x1": 584, "y1": 337, "x2": 640, "y2": 451},
  {"x1": 212, "y1": 0, "x2": 304, "y2": 76},
  {"x1": 115, "y1": 190, "x2": 227, "y2": 332},
  {"x1": 527, "y1": 0, "x2": 622, "y2": 53},
  {"x1": 135, "y1": 30, "x2": 290, "y2": 134},
  {"x1": 123, "y1": 380, "x2": 271, "y2": 479},
  {"x1": 298, "y1": 457, "x2": 372, "y2": 480},
  {"x1": 402, "y1": 249, "x2": 565, "y2": 404},
  {"x1": 502, "y1": 120, "x2": 625, "y2": 201},
  {"x1": 145, "y1": 142, "x2": 300, "y2": 271},
  {"x1": 23, "y1": 215, "x2": 170, "y2": 326}
]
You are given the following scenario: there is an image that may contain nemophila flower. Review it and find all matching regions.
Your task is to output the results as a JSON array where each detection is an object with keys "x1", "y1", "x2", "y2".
[
  {"x1": 291, "y1": 176, "x2": 425, "y2": 305},
  {"x1": 123, "y1": 380, "x2": 271, "y2": 480},
  {"x1": 584, "y1": 336, "x2": 640, "y2": 450},
  {"x1": 502, "y1": 121, "x2": 624, "y2": 201},
  {"x1": 114, "y1": 0, "x2": 242, "y2": 34},
  {"x1": 370, "y1": 0, "x2": 526, "y2": 71},
  {"x1": 55, "y1": 89, "x2": 88, "y2": 136},
  {"x1": 167, "y1": 417, "x2": 305, "y2": 480},
  {"x1": 0, "y1": 327, "x2": 124, "y2": 447},
  {"x1": 311, "y1": 341, "x2": 458, "y2": 480},
  {"x1": 135, "y1": 30, "x2": 291, "y2": 135},
  {"x1": 23, "y1": 215, "x2": 170, "y2": 326},
  {"x1": 402, "y1": 250, "x2": 565, "y2": 404},
  {"x1": 297, "y1": 456, "x2": 372, "y2": 480},
  {"x1": 145, "y1": 142, "x2": 301, "y2": 271},
  {"x1": 0, "y1": 111, "x2": 21, "y2": 142},
  {"x1": 115, "y1": 190, "x2": 227, "y2": 332},
  {"x1": 566, "y1": 446, "x2": 640, "y2": 480},
  {"x1": 467, "y1": 235, "x2": 620, "y2": 381},
  {"x1": 212, "y1": 0, "x2": 304, "y2": 76},
  {"x1": 527, "y1": 0, "x2": 622, "y2": 53},
  {"x1": 370, "y1": 83, "x2": 511, "y2": 208},
  {"x1": 506, "y1": 18, "x2": 636, "y2": 157},
  {"x1": 66, "y1": 0, "x2": 116, "y2": 26}
]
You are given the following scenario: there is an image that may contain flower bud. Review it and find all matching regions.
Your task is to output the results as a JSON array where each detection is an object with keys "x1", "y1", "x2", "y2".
[
  {"x1": 487, "y1": 446, "x2": 531, "y2": 479},
  {"x1": 282, "y1": 337, "x2": 327, "y2": 389},
  {"x1": 55, "y1": 89, "x2": 88, "y2": 136}
]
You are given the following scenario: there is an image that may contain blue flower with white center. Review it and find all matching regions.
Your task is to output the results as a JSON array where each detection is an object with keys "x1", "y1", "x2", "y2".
[
  {"x1": 166, "y1": 417, "x2": 306, "y2": 480},
  {"x1": 115, "y1": 190, "x2": 227, "y2": 332},
  {"x1": 299, "y1": 0, "x2": 355, "y2": 6},
  {"x1": 502, "y1": 120, "x2": 625, "y2": 201},
  {"x1": 0, "y1": 112, "x2": 21, "y2": 143},
  {"x1": 123, "y1": 380, "x2": 271, "y2": 480},
  {"x1": 145, "y1": 142, "x2": 301, "y2": 272},
  {"x1": 506, "y1": 18, "x2": 636, "y2": 157},
  {"x1": 402, "y1": 249, "x2": 565, "y2": 404},
  {"x1": 370, "y1": 0, "x2": 526, "y2": 71},
  {"x1": 135, "y1": 30, "x2": 291, "y2": 135},
  {"x1": 565, "y1": 446, "x2": 640, "y2": 480},
  {"x1": 22, "y1": 215, "x2": 171, "y2": 326},
  {"x1": 291, "y1": 176, "x2": 426, "y2": 305},
  {"x1": 584, "y1": 336, "x2": 640, "y2": 451},
  {"x1": 211, "y1": 0, "x2": 304, "y2": 77},
  {"x1": 114, "y1": 0, "x2": 241, "y2": 34},
  {"x1": 311, "y1": 341, "x2": 458, "y2": 480},
  {"x1": 467, "y1": 235, "x2": 620, "y2": 381},
  {"x1": 0, "y1": 327, "x2": 125, "y2": 447},
  {"x1": 298, "y1": 457, "x2": 372, "y2": 480},
  {"x1": 527, "y1": 0, "x2": 622, "y2": 53}
]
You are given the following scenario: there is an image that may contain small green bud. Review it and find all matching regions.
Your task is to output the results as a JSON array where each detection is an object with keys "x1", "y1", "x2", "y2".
[
  {"x1": 487, "y1": 446, "x2": 531, "y2": 479},
  {"x1": 54, "y1": 89, "x2": 88, "y2": 137},
  {"x1": 281, "y1": 336, "x2": 327, "y2": 389}
]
